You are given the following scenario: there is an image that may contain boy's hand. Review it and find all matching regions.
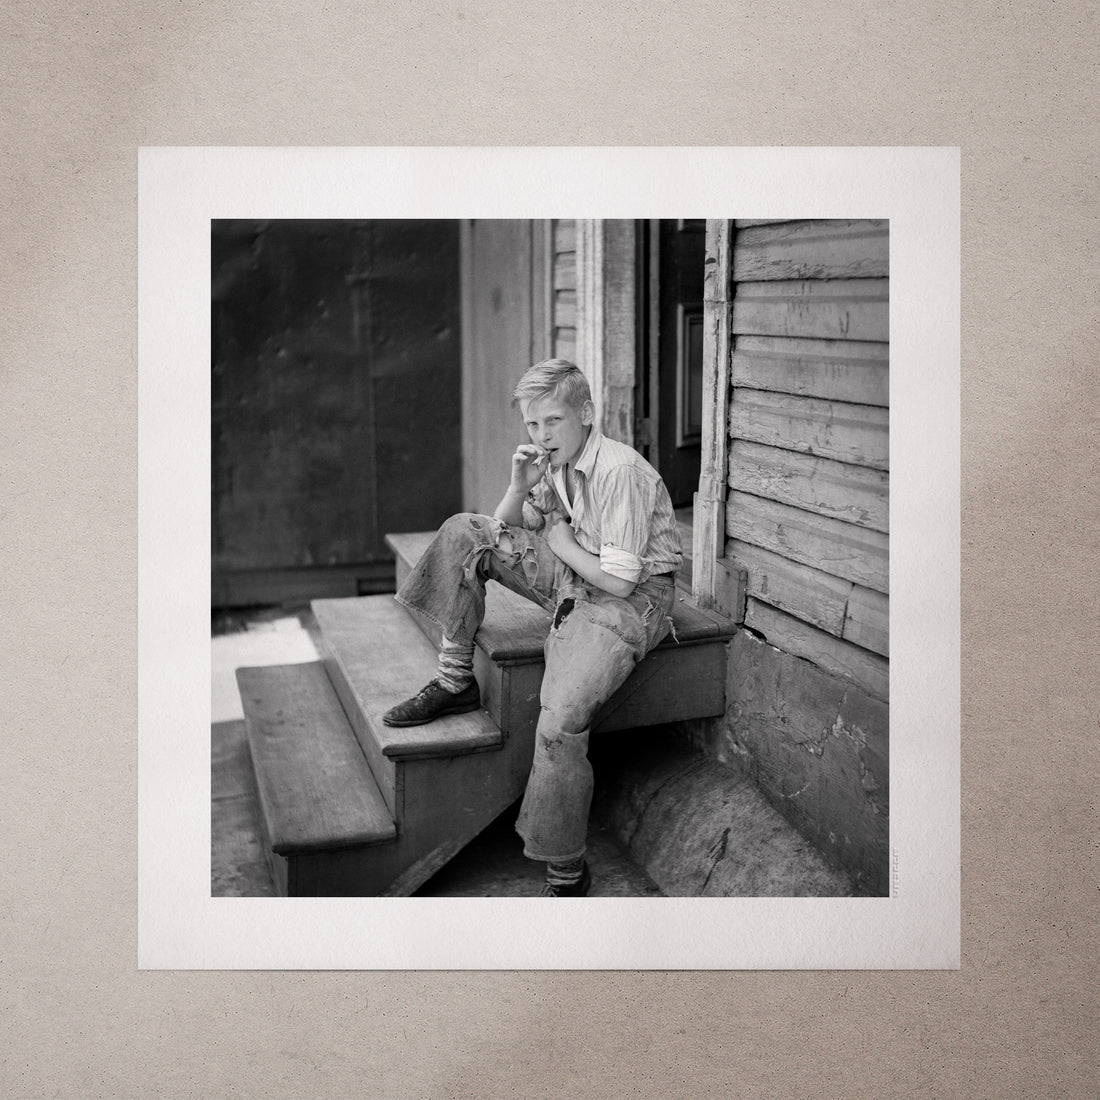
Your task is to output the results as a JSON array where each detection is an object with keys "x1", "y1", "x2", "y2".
[
  {"x1": 509, "y1": 444, "x2": 550, "y2": 494},
  {"x1": 544, "y1": 511, "x2": 577, "y2": 557}
]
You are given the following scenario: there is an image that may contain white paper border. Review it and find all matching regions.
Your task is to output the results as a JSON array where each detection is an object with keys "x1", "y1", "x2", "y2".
[{"x1": 138, "y1": 147, "x2": 959, "y2": 969}]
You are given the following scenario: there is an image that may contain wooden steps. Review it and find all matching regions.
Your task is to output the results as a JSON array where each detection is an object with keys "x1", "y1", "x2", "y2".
[
  {"x1": 238, "y1": 595, "x2": 539, "y2": 897},
  {"x1": 385, "y1": 531, "x2": 738, "y2": 738},
  {"x1": 311, "y1": 596, "x2": 502, "y2": 817},
  {"x1": 235, "y1": 529, "x2": 740, "y2": 897},
  {"x1": 236, "y1": 662, "x2": 396, "y2": 895}
]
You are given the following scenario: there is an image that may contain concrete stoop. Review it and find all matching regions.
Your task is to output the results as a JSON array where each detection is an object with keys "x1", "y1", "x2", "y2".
[{"x1": 600, "y1": 734, "x2": 853, "y2": 897}]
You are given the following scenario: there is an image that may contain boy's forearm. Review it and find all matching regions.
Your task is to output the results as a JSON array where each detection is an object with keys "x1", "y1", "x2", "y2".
[
  {"x1": 551, "y1": 539, "x2": 637, "y2": 598},
  {"x1": 493, "y1": 488, "x2": 527, "y2": 527}
]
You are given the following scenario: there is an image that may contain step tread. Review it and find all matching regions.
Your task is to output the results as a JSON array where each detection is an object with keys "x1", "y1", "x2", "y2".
[
  {"x1": 385, "y1": 531, "x2": 736, "y2": 663},
  {"x1": 312, "y1": 595, "x2": 503, "y2": 760},
  {"x1": 237, "y1": 662, "x2": 396, "y2": 855}
]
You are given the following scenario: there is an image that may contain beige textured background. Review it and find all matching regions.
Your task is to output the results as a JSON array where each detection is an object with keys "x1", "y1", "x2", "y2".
[{"x1": 3, "y1": 2, "x2": 1096, "y2": 1097}]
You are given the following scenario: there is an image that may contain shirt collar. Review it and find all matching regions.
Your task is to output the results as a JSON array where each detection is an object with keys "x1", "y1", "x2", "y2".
[{"x1": 571, "y1": 425, "x2": 602, "y2": 478}]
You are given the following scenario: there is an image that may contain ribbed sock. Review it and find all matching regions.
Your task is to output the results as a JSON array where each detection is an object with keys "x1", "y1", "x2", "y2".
[
  {"x1": 436, "y1": 635, "x2": 474, "y2": 694},
  {"x1": 545, "y1": 857, "x2": 585, "y2": 887}
]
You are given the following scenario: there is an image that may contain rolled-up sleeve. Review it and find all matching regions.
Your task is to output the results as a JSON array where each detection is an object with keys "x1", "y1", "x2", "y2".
[{"x1": 597, "y1": 465, "x2": 657, "y2": 582}]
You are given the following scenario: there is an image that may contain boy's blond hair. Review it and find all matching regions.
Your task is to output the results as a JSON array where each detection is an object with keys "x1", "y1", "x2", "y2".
[{"x1": 512, "y1": 359, "x2": 592, "y2": 409}]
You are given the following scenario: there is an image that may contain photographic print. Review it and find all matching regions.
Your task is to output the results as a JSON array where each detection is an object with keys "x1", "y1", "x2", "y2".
[{"x1": 141, "y1": 148, "x2": 958, "y2": 968}]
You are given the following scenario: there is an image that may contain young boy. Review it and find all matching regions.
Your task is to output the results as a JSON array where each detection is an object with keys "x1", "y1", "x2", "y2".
[{"x1": 384, "y1": 359, "x2": 683, "y2": 896}]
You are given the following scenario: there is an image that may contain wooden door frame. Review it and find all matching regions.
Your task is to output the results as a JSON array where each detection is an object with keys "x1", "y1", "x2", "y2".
[
  {"x1": 692, "y1": 219, "x2": 733, "y2": 610},
  {"x1": 575, "y1": 220, "x2": 638, "y2": 445},
  {"x1": 573, "y1": 217, "x2": 733, "y2": 609}
]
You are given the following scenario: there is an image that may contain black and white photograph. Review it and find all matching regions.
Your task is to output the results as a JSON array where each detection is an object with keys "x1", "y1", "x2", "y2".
[
  {"x1": 139, "y1": 147, "x2": 958, "y2": 969},
  {"x1": 11, "y1": 4, "x2": 1096, "y2": 1091},
  {"x1": 210, "y1": 217, "x2": 891, "y2": 902}
]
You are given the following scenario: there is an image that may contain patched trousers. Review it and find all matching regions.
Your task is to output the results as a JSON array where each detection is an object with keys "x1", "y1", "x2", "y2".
[{"x1": 395, "y1": 512, "x2": 675, "y2": 863}]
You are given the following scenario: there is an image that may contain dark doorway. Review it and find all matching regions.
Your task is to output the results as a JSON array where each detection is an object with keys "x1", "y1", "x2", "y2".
[{"x1": 636, "y1": 220, "x2": 705, "y2": 508}]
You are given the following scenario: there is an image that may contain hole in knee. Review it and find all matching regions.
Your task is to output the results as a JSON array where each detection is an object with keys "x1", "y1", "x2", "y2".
[
  {"x1": 539, "y1": 734, "x2": 563, "y2": 758},
  {"x1": 552, "y1": 597, "x2": 575, "y2": 630}
]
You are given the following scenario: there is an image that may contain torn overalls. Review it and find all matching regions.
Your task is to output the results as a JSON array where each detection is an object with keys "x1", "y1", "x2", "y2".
[{"x1": 394, "y1": 512, "x2": 676, "y2": 863}]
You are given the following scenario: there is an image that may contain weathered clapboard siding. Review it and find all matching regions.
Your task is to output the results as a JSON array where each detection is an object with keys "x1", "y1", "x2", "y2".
[
  {"x1": 731, "y1": 335, "x2": 888, "y2": 406},
  {"x1": 744, "y1": 598, "x2": 889, "y2": 701},
  {"x1": 732, "y1": 279, "x2": 888, "y2": 343},
  {"x1": 551, "y1": 219, "x2": 576, "y2": 362},
  {"x1": 728, "y1": 438, "x2": 888, "y2": 532},
  {"x1": 727, "y1": 491, "x2": 889, "y2": 594},
  {"x1": 729, "y1": 389, "x2": 888, "y2": 471},
  {"x1": 733, "y1": 220, "x2": 888, "y2": 282},
  {"x1": 729, "y1": 538, "x2": 852, "y2": 635},
  {"x1": 842, "y1": 585, "x2": 889, "y2": 657},
  {"x1": 729, "y1": 538, "x2": 889, "y2": 657},
  {"x1": 717, "y1": 218, "x2": 890, "y2": 888}
]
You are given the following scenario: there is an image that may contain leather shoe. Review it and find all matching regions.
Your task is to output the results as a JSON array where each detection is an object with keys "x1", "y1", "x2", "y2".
[
  {"x1": 382, "y1": 679, "x2": 481, "y2": 727},
  {"x1": 539, "y1": 862, "x2": 591, "y2": 897}
]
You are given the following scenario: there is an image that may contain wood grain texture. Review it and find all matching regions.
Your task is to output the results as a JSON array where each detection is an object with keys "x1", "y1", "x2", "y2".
[
  {"x1": 313, "y1": 595, "x2": 503, "y2": 761},
  {"x1": 236, "y1": 662, "x2": 396, "y2": 855},
  {"x1": 730, "y1": 388, "x2": 889, "y2": 470},
  {"x1": 731, "y1": 334, "x2": 889, "y2": 406},
  {"x1": 461, "y1": 219, "x2": 535, "y2": 513},
  {"x1": 715, "y1": 557, "x2": 748, "y2": 623},
  {"x1": 842, "y1": 585, "x2": 889, "y2": 657},
  {"x1": 733, "y1": 219, "x2": 888, "y2": 281},
  {"x1": 729, "y1": 438, "x2": 889, "y2": 531},
  {"x1": 733, "y1": 278, "x2": 889, "y2": 342},
  {"x1": 693, "y1": 218, "x2": 734, "y2": 608},
  {"x1": 743, "y1": 598, "x2": 889, "y2": 701},
  {"x1": 703, "y1": 217, "x2": 733, "y2": 303},
  {"x1": 726, "y1": 491, "x2": 889, "y2": 594},
  {"x1": 728, "y1": 537, "x2": 853, "y2": 636}
]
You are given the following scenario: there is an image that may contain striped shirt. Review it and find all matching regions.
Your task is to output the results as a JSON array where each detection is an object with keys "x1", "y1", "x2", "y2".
[{"x1": 521, "y1": 427, "x2": 683, "y2": 583}]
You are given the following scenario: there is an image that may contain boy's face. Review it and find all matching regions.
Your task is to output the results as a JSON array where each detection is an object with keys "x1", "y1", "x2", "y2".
[{"x1": 520, "y1": 392, "x2": 594, "y2": 470}]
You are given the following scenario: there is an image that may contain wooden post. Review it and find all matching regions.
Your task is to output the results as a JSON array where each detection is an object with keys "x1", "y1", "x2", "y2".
[
  {"x1": 576, "y1": 220, "x2": 637, "y2": 444},
  {"x1": 693, "y1": 219, "x2": 734, "y2": 608}
]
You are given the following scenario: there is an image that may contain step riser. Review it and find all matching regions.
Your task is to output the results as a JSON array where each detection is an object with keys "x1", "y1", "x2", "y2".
[
  {"x1": 390, "y1": 532, "x2": 736, "y2": 734},
  {"x1": 245, "y1": 742, "x2": 292, "y2": 895},
  {"x1": 401, "y1": 599, "x2": 731, "y2": 735},
  {"x1": 274, "y1": 735, "x2": 536, "y2": 896}
]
